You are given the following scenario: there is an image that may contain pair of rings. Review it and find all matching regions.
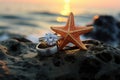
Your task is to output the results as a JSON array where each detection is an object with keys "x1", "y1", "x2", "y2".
[{"x1": 36, "y1": 33, "x2": 61, "y2": 56}]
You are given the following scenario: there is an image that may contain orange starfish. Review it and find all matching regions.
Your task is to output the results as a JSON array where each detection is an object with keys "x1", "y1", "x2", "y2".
[{"x1": 51, "y1": 12, "x2": 93, "y2": 50}]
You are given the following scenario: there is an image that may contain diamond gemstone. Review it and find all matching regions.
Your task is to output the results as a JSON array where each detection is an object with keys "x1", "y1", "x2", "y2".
[{"x1": 44, "y1": 33, "x2": 59, "y2": 45}]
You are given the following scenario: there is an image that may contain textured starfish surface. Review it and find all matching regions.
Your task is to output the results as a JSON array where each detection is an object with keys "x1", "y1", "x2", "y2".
[{"x1": 51, "y1": 12, "x2": 93, "y2": 50}]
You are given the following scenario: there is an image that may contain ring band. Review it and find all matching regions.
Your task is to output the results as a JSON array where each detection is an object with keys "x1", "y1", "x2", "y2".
[
  {"x1": 36, "y1": 42, "x2": 58, "y2": 56},
  {"x1": 36, "y1": 33, "x2": 61, "y2": 56}
]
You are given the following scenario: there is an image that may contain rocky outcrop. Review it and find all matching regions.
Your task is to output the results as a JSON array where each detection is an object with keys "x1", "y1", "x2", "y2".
[
  {"x1": 0, "y1": 37, "x2": 120, "y2": 80},
  {"x1": 0, "y1": 60, "x2": 9, "y2": 77},
  {"x1": 85, "y1": 15, "x2": 120, "y2": 46}
]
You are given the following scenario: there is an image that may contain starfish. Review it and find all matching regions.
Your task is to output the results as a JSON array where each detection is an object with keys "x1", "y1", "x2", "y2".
[{"x1": 51, "y1": 12, "x2": 93, "y2": 50}]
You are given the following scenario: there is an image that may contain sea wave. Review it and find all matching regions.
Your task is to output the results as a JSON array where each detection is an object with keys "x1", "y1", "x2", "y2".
[
  {"x1": 29, "y1": 11, "x2": 59, "y2": 16},
  {"x1": 0, "y1": 14, "x2": 33, "y2": 21}
]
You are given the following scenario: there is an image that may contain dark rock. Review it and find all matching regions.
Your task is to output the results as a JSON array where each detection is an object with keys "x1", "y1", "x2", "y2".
[
  {"x1": 64, "y1": 55, "x2": 76, "y2": 63},
  {"x1": 84, "y1": 15, "x2": 120, "y2": 46},
  {"x1": 0, "y1": 61, "x2": 9, "y2": 77},
  {"x1": 0, "y1": 39, "x2": 28, "y2": 56},
  {"x1": 117, "y1": 22, "x2": 120, "y2": 29},
  {"x1": 0, "y1": 45, "x2": 8, "y2": 60},
  {"x1": 0, "y1": 38, "x2": 120, "y2": 80},
  {"x1": 0, "y1": 38, "x2": 37, "y2": 60}
]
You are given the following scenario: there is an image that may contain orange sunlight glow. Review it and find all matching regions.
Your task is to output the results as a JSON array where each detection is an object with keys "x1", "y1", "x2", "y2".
[
  {"x1": 56, "y1": 17, "x2": 67, "y2": 22},
  {"x1": 57, "y1": 0, "x2": 71, "y2": 22},
  {"x1": 60, "y1": 0, "x2": 71, "y2": 16},
  {"x1": 0, "y1": 0, "x2": 120, "y2": 9},
  {"x1": 65, "y1": 0, "x2": 70, "y2": 3}
]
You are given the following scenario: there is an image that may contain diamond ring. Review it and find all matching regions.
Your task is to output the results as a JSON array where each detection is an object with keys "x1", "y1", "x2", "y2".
[{"x1": 36, "y1": 33, "x2": 61, "y2": 56}]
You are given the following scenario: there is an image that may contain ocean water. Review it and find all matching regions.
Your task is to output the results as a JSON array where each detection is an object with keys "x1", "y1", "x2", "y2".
[{"x1": 0, "y1": 3, "x2": 120, "y2": 42}]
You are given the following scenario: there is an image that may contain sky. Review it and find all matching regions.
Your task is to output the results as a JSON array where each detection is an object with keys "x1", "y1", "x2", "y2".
[
  {"x1": 0, "y1": 0, "x2": 120, "y2": 15},
  {"x1": 0, "y1": 0, "x2": 120, "y2": 9}
]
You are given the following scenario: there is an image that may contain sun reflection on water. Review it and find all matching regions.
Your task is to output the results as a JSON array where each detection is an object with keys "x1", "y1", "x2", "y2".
[
  {"x1": 57, "y1": 0, "x2": 71, "y2": 22},
  {"x1": 60, "y1": 0, "x2": 71, "y2": 16},
  {"x1": 56, "y1": 17, "x2": 67, "y2": 22}
]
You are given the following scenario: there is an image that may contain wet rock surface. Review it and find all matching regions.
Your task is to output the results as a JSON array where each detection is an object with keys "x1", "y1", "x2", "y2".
[
  {"x1": 0, "y1": 36, "x2": 120, "y2": 80},
  {"x1": 84, "y1": 15, "x2": 120, "y2": 46},
  {"x1": 0, "y1": 60, "x2": 9, "y2": 77}
]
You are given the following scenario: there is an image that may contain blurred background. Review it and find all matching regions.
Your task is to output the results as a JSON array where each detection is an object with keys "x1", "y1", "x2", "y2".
[{"x1": 0, "y1": 0, "x2": 120, "y2": 44}]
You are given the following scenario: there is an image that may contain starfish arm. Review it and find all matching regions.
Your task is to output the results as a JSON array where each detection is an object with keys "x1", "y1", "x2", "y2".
[
  {"x1": 76, "y1": 39, "x2": 87, "y2": 50},
  {"x1": 65, "y1": 12, "x2": 75, "y2": 31},
  {"x1": 51, "y1": 27, "x2": 66, "y2": 36},
  {"x1": 71, "y1": 26, "x2": 93, "y2": 35},
  {"x1": 70, "y1": 35, "x2": 87, "y2": 50},
  {"x1": 58, "y1": 39, "x2": 69, "y2": 50}
]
